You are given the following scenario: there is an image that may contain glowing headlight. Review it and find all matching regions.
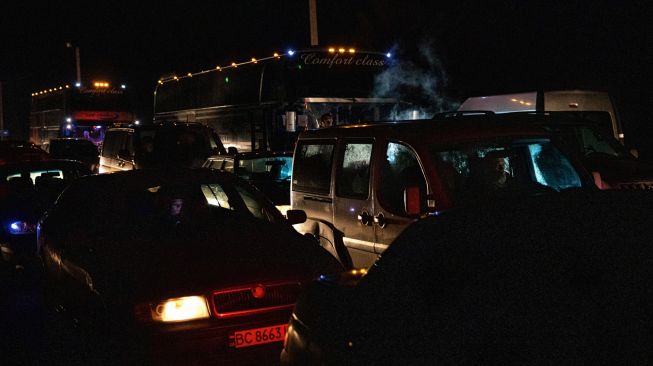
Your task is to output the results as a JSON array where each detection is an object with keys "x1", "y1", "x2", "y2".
[
  {"x1": 149, "y1": 296, "x2": 210, "y2": 322},
  {"x1": 7, "y1": 221, "x2": 36, "y2": 235}
]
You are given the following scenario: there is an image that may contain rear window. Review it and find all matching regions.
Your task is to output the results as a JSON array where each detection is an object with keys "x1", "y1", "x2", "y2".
[
  {"x1": 292, "y1": 140, "x2": 335, "y2": 195},
  {"x1": 134, "y1": 126, "x2": 222, "y2": 168}
]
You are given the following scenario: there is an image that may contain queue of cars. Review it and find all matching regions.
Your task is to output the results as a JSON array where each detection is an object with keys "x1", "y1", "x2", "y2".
[{"x1": 2, "y1": 107, "x2": 653, "y2": 364}]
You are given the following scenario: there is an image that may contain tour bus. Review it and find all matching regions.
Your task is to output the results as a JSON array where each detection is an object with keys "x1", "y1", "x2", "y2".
[
  {"x1": 153, "y1": 47, "x2": 404, "y2": 152},
  {"x1": 458, "y1": 90, "x2": 624, "y2": 143},
  {"x1": 29, "y1": 81, "x2": 135, "y2": 149}
]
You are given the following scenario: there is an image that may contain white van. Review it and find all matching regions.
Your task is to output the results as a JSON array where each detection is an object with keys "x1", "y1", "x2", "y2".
[{"x1": 458, "y1": 90, "x2": 624, "y2": 143}]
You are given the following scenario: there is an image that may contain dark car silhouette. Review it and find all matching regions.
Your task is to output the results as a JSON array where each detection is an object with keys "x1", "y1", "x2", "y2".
[
  {"x1": 0, "y1": 140, "x2": 49, "y2": 166},
  {"x1": 38, "y1": 168, "x2": 341, "y2": 365},
  {"x1": 47, "y1": 138, "x2": 100, "y2": 173},
  {"x1": 282, "y1": 190, "x2": 653, "y2": 365},
  {"x1": 0, "y1": 159, "x2": 91, "y2": 270}
]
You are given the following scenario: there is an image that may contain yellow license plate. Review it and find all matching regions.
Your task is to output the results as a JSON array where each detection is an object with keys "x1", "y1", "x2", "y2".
[{"x1": 230, "y1": 324, "x2": 288, "y2": 348}]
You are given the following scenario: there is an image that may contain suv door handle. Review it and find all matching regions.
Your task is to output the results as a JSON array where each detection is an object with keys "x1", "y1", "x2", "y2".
[
  {"x1": 357, "y1": 211, "x2": 373, "y2": 226},
  {"x1": 374, "y1": 213, "x2": 387, "y2": 228}
]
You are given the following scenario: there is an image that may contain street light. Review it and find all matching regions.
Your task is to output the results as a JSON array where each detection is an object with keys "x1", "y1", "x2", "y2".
[{"x1": 66, "y1": 42, "x2": 81, "y2": 84}]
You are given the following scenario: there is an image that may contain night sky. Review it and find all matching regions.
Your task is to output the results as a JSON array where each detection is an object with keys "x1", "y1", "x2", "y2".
[{"x1": 2, "y1": 1, "x2": 652, "y2": 158}]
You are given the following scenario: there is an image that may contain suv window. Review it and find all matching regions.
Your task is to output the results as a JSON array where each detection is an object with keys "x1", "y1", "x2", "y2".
[
  {"x1": 378, "y1": 142, "x2": 427, "y2": 215},
  {"x1": 336, "y1": 141, "x2": 373, "y2": 199},
  {"x1": 433, "y1": 139, "x2": 582, "y2": 205},
  {"x1": 293, "y1": 141, "x2": 335, "y2": 194}
]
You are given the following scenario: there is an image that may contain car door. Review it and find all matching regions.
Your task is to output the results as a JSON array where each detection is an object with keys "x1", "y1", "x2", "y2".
[
  {"x1": 373, "y1": 140, "x2": 428, "y2": 255},
  {"x1": 333, "y1": 139, "x2": 376, "y2": 268}
]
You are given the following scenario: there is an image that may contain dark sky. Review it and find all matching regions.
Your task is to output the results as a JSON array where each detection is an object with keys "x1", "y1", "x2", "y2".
[{"x1": 2, "y1": 1, "x2": 652, "y2": 154}]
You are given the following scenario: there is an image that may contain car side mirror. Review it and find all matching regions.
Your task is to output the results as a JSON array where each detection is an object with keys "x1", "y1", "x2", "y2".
[
  {"x1": 404, "y1": 186, "x2": 422, "y2": 216},
  {"x1": 630, "y1": 149, "x2": 639, "y2": 159},
  {"x1": 285, "y1": 209, "x2": 307, "y2": 225},
  {"x1": 592, "y1": 171, "x2": 611, "y2": 190}
]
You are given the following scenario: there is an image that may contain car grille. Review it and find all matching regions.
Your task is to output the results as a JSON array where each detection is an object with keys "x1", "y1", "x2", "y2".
[
  {"x1": 614, "y1": 182, "x2": 653, "y2": 190},
  {"x1": 211, "y1": 281, "x2": 302, "y2": 318}
]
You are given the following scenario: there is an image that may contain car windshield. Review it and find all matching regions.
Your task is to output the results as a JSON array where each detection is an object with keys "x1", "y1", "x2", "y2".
[
  {"x1": 432, "y1": 139, "x2": 583, "y2": 205},
  {"x1": 236, "y1": 156, "x2": 292, "y2": 181}
]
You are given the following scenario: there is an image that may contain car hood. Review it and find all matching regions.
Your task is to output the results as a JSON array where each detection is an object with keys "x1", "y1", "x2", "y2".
[{"x1": 91, "y1": 218, "x2": 340, "y2": 302}]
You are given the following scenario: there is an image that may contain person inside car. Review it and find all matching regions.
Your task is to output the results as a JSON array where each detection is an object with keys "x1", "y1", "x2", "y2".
[
  {"x1": 468, "y1": 152, "x2": 514, "y2": 192},
  {"x1": 318, "y1": 113, "x2": 333, "y2": 128}
]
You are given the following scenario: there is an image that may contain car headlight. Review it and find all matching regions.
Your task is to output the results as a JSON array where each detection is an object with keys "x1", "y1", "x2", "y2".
[
  {"x1": 138, "y1": 295, "x2": 210, "y2": 323},
  {"x1": 7, "y1": 220, "x2": 36, "y2": 235}
]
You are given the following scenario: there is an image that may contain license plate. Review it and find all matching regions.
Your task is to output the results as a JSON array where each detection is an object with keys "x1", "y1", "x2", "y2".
[{"x1": 229, "y1": 324, "x2": 288, "y2": 349}]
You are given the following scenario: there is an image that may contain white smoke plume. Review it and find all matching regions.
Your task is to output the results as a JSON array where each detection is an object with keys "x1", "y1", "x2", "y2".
[{"x1": 372, "y1": 40, "x2": 459, "y2": 120}]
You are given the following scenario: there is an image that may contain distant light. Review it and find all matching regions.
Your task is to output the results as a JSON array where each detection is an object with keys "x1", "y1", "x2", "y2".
[
  {"x1": 121, "y1": 84, "x2": 126, "y2": 89},
  {"x1": 66, "y1": 124, "x2": 72, "y2": 130},
  {"x1": 173, "y1": 76, "x2": 179, "y2": 81},
  {"x1": 386, "y1": 52, "x2": 392, "y2": 58},
  {"x1": 328, "y1": 48, "x2": 335, "y2": 53},
  {"x1": 287, "y1": 49, "x2": 295, "y2": 56},
  {"x1": 231, "y1": 62, "x2": 237, "y2": 68},
  {"x1": 66, "y1": 117, "x2": 72, "y2": 122},
  {"x1": 187, "y1": 73, "x2": 192, "y2": 77},
  {"x1": 619, "y1": 133, "x2": 625, "y2": 139},
  {"x1": 134, "y1": 120, "x2": 140, "y2": 125},
  {"x1": 338, "y1": 48, "x2": 345, "y2": 53},
  {"x1": 95, "y1": 125, "x2": 102, "y2": 129},
  {"x1": 348, "y1": 48, "x2": 355, "y2": 53},
  {"x1": 225, "y1": 77, "x2": 230, "y2": 83},
  {"x1": 75, "y1": 82, "x2": 81, "y2": 87},
  {"x1": 216, "y1": 66, "x2": 222, "y2": 71},
  {"x1": 273, "y1": 52, "x2": 280, "y2": 58},
  {"x1": 251, "y1": 57, "x2": 257, "y2": 63},
  {"x1": 65, "y1": 85, "x2": 70, "y2": 88}
]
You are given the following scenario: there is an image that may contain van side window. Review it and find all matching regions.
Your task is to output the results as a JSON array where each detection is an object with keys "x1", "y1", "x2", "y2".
[
  {"x1": 292, "y1": 141, "x2": 335, "y2": 195},
  {"x1": 379, "y1": 142, "x2": 427, "y2": 215},
  {"x1": 336, "y1": 142, "x2": 372, "y2": 199}
]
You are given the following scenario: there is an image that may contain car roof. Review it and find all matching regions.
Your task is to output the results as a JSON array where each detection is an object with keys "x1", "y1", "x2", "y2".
[
  {"x1": 206, "y1": 151, "x2": 293, "y2": 160},
  {"x1": 68, "y1": 168, "x2": 238, "y2": 190},
  {"x1": 0, "y1": 159, "x2": 91, "y2": 172},
  {"x1": 298, "y1": 117, "x2": 552, "y2": 144}
]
